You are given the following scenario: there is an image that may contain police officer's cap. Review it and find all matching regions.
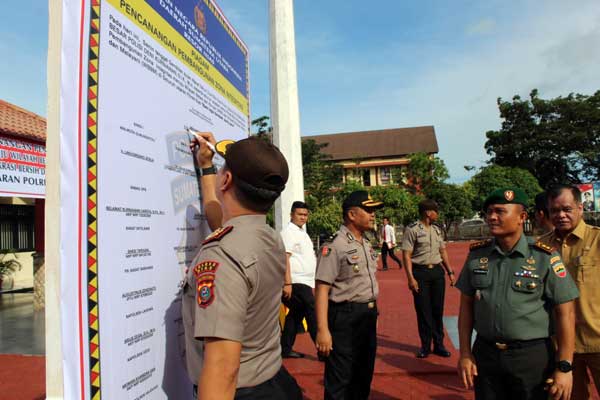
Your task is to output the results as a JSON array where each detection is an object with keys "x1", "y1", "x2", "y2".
[
  {"x1": 216, "y1": 137, "x2": 289, "y2": 199},
  {"x1": 342, "y1": 190, "x2": 384, "y2": 212},
  {"x1": 483, "y1": 188, "x2": 529, "y2": 210}
]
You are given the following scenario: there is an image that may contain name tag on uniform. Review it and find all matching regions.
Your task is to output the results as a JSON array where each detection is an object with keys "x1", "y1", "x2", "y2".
[
  {"x1": 346, "y1": 249, "x2": 358, "y2": 254},
  {"x1": 473, "y1": 269, "x2": 488, "y2": 275}
]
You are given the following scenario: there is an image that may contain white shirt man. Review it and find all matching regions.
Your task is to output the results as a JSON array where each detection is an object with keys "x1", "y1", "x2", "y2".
[
  {"x1": 279, "y1": 201, "x2": 318, "y2": 358},
  {"x1": 380, "y1": 217, "x2": 403, "y2": 270}
]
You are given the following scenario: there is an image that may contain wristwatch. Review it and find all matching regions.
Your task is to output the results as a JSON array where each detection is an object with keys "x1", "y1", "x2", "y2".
[
  {"x1": 201, "y1": 166, "x2": 217, "y2": 176},
  {"x1": 556, "y1": 360, "x2": 573, "y2": 373}
]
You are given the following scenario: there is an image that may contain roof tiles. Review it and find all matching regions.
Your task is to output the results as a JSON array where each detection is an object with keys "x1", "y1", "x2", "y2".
[{"x1": 0, "y1": 99, "x2": 46, "y2": 142}]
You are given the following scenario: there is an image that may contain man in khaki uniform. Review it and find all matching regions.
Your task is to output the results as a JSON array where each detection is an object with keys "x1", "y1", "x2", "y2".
[
  {"x1": 183, "y1": 135, "x2": 302, "y2": 399},
  {"x1": 315, "y1": 190, "x2": 383, "y2": 400},
  {"x1": 541, "y1": 184, "x2": 600, "y2": 400},
  {"x1": 402, "y1": 199, "x2": 455, "y2": 358}
]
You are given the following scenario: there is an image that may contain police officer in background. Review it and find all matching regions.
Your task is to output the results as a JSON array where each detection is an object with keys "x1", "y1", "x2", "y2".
[
  {"x1": 183, "y1": 134, "x2": 302, "y2": 399},
  {"x1": 315, "y1": 190, "x2": 383, "y2": 400},
  {"x1": 402, "y1": 199, "x2": 455, "y2": 358},
  {"x1": 456, "y1": 188, "x2": 579, "y2": 400}
]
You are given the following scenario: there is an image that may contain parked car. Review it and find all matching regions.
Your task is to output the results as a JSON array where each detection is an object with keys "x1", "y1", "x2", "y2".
[{"x1": 457, "y1": 219, "x2": 490, "y2": 239}]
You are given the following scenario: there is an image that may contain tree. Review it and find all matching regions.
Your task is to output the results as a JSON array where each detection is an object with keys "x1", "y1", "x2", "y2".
[
  {"x1": 369, "y1": 185, "x2": 421, "y2": 226},
  {"x1": 302, "y1": 139, "x2": 343, "y2": 205},
  {"x1": 251, "y1": 115, "x2": 271, "y2": 136},
  {"x1": 401, "y1": 152, "x2": 449, "y2": 193},
  {"x1": 466, "y1": 165, "x2": 542, "y2": 213},
  {"x1": 485, "y1": 89, "x2": 600, "y2": 187},
  {"x1": 426, "y1": 182, "x2": 474, "y2": 229}
]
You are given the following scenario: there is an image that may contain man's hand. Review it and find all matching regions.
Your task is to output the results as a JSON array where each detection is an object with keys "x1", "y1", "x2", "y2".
[
  {"x1": 282, "y1": 285, "x2": 292, "y2": 300},
  {"x1": 408, "y1": 276, "x2": 419, "y2": 293},
  {"x1": 449, "y1": 274, "x2": 456, "y2": 287},
  {"x1": 316, "y1": 329, "x2": 333, "y2": 357},
  {"x1": 548, "y1": 371, "x2": 572, "y2": 400},
  {"x1": 189, "y1": 131, "x2": 217, "y2": 168},
  {"x1": 457, "y1": 354, "x2": 478, "y2": 389}
]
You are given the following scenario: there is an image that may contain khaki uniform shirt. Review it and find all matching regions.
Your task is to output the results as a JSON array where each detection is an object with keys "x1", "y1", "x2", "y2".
[
  {"x1": 182, "y1": 215, "x2": 285, "y2": 387},
  {"x1": 540, "y1": 220, "x2": 600, "y2": 353},
  {"x1": 456, "y1": 234, "x2": 579, "y2": 341},
  {"x1": 401, "y1": 221, "x2": 445, "y2": 265},
  {"x1": 315, "y1": 225, "x2": 379, "y2": 303}
]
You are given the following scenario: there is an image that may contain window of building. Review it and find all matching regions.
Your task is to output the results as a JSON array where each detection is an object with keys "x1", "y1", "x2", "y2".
[
  {"x1": 362, "y1": 169, "x2": 371, "y2": 186},
  {"x1": 0, "y1": 205, "x2": 35, "y2": 251},
  {"x1": 380, "y1": 167, "x2": 391, "y2": 185}
]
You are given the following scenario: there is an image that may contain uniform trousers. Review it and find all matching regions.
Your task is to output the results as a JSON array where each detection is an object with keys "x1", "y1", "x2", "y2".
[
  {"x1": 281, "y1": 283, "x2": 317, "y2": 354},
  {"x1": 411, "y1": 264, "x2": 445, "y2": 350},
  {"x1": 325, "y1": 301, "x2": 378, "y2": 400},
  {"x1": 572, "y1": 352, "x2": 600, "y2": 400},
  {"x1": 234, "y1": 366, "x2": 302, "y2": 399},
  {"x1": 473, "y1": 337, "x2": 554, "y2": 400},
  {"x1": 381, "y1": 244, "x2": 402, "y2": 269}
]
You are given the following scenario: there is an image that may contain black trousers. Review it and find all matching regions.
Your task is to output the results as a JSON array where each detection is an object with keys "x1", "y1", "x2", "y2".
[
  {"x1": 381, "y1": 244, "x2": 402, "y2": 269},
  {"x1": 473, "y1": 337, "x2": 554, "y2": 400},
  {"x1": 325, "y1": 301, "x2": 378, "y2": 400},
  {"x1": 234, "y1": 366, "x2": 303, "y2": 400},
  {"x1": 411, "y1": 264, "x2": 446, "y2": 350},
  {"x1": 281, "y1": 283, "x2": 317, "y2": 354}
]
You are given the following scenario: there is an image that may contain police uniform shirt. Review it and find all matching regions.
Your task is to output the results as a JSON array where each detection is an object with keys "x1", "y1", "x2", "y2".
[
  {"x1": 182, "y1": 215, "x2": 285, "y2": 387},
  {"x1": 455, "y1": 234, "x2": 579, "y2": 341},
  {"x1": 315, "y1": 224, "x2": 379, "y2": 303},
  {"x1": 541, "y1": 220, "x2": 600, "y2": 353},
  {"x1": 401, "y1": 222, "x2": 445, "y2": 265},
  {"x1": 280, "y1": 221, "x2": 317, "y2": 288}
]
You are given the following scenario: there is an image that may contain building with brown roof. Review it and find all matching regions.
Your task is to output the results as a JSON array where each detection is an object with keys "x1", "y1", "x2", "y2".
[
  {"x1": 0, "y1": 99, "x2": 46, "y2": 295},
  {"x1": 304, "y1": 126, "x2": 439, "y2": 186}
]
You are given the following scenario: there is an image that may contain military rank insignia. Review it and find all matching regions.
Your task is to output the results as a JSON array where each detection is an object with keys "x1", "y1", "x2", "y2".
[
  {"x1": 533, "y1": 241, "x2": 553, "y2": 254},
  {"x1": 202, "y1": 226, "x2": 233, "y2": 245},
  {"x1": 322, "y1": 246, "x2": 331, "y2": 257},
  {"x1": 193, "y1": 260, "x2": 219, "y2": 308}
]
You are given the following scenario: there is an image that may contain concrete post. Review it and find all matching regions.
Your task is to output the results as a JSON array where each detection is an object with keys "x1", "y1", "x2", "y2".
[
  {"x1": 46, "y1": 0, "x2": 64, "y2": 397},
  {"x1": 269, "y1": 0, "x2": 305, "y2": 231}
]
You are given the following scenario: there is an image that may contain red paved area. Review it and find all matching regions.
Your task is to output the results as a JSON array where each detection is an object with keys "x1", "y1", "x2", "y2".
[{"x1": 1, "y1": 242, "x2": 598, "y2": 399}]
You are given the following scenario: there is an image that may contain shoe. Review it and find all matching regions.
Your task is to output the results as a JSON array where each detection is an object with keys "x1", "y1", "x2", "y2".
[
  {"x1": 416, "y1": 348, "x2": 430, "y2": 358},
  {"x1": 433, "y1": 347, "x2": 451, "y2": 357},
  {"x1": 382, "y1": 267, "x2": 389, "y2": 271},
  {"x1": 282, "y1": 350, "x2": 305, "y2": 359}
]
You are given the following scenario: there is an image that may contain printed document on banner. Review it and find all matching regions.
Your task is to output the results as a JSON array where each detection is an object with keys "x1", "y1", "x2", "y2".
[{"x1": 58, "y1": 0, "x2": 249, "y2": 399}]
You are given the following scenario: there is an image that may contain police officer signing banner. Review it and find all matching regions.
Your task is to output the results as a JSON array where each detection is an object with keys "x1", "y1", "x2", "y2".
[
  {"x1": 183, "y1": 134, "x2": 302, "y2": 399},
  {"x1": 315, "y1": 190, "x2": 383, "y2": 400},
  {"x1": 456, "y1": 188, "x2": 579, "y2": 400}
]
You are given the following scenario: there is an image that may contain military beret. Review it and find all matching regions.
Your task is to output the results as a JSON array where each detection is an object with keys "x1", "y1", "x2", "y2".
[
  {"x1": 342, "y1": 190, "x2": 384, "y2": 211},
  {"x1": 483, "y1": 188, "x2": 529, "y2": 210},
  {"x1": 216, "y1": 137, "x2": 289, "y2": 200}
]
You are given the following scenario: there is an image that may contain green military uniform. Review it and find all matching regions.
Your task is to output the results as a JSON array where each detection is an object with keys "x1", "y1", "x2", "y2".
[
  {"x1": 456, "y1": 235, "x2": 579, "y2": 340},
  {"x1": 456, "y1": 187, "x2": 579, "y2": 400}
]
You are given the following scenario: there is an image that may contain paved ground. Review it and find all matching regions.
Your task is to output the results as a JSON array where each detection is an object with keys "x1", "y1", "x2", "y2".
[{"x1": 1, "y1": 242, "x2": 598, "y2": 399}]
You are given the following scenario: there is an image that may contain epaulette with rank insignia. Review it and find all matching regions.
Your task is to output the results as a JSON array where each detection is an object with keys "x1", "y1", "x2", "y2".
[
  {"x1": 408, "y1": 222, "x2": 418, "y2": 228},
  {"x1": 532, "y1": 240, "x2": 554, "y2": 254},
  {"x1": 470, "y1": 239, "x2": 492, "y2": 251},
  {"x1": 202, "y1": 226, "x2": 233, "y2": 245}
]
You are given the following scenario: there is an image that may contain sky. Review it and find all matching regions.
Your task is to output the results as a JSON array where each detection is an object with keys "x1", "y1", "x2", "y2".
[{"x1": 1, "y1": 0, "x2": 599, "y2": 182}]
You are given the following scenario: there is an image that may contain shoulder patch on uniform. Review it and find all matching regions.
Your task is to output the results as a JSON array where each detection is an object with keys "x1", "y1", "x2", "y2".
[
  {"x1": 532, "y1": 241, "x2": 554, "y2": 254},
  {"x1": 193, "y1": 260, "x2": 219, "y2": 308},
  {"x1": 552, "y1": 262, "x2": 567, "y2": 278},
  {"x1": 202, "y1": 226, "x2": 233, "y2": 245},
  {"x1": 470, "y1": 239, "x2": 492, "y2": 251},
  {"x1": 321, "y1": 246, "x2": 331, "y2": 257}
]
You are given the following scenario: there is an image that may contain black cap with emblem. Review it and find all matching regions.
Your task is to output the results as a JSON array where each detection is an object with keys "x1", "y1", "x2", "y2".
[
  {"x1": 342, "y1": 190, "x2": 384, "y2": 212},
  {"x1": 215, "y1": 137, "x2": 289, "y2": 201}
]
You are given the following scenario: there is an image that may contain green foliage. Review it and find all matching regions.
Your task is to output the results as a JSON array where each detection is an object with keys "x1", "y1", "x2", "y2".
[
  {"x1": 306, "y1": 198, "x2": 342, "y2": 239},
  {"x1": 485, "y1": 89, "x2": 600, "y2": 186},
  {"x1": 302, "y1": 139, "x2": 343, "y2": 203},
  {"x1": 369, "y1": 185, "x2": 421, "y2": 225},
  {"x1": 426, "y1": 182, "x2": 474, "y2": 227},
  {"x1": 251, "y1": 115, "x2": 271, "y2": 136},
  {"x1": 402, "y1": 152, "x2": 449, "y2": 192},
  {"x1": 466, "y1": 165, "x2": 542, "y2": 212}
]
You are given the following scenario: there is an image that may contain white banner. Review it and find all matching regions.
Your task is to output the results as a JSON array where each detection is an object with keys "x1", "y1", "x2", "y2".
[
  {"x1": 58, "y1": 0, "x2": 249, "y2": 398},
  {"x1": 0, "y1": 135, "x2": 45, "y2": 198}
]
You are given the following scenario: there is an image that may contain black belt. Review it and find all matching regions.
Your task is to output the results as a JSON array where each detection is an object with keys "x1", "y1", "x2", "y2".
[
  {"x1": 478, "y1": 336, "x2": 549, "y2": 351},
  {"x1": 329, "y1": 300, "x2": 377, "y2": 310},
  {"x1": 412, "y1": 263, "x2": 442, "y2": 270}
]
